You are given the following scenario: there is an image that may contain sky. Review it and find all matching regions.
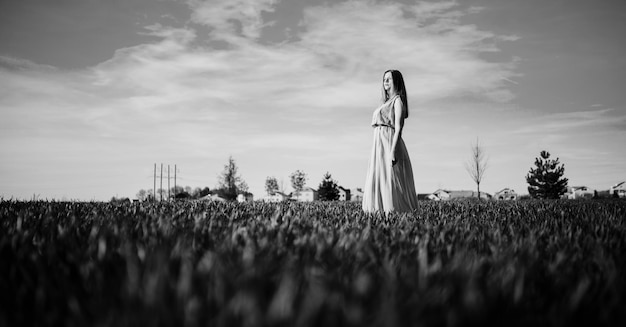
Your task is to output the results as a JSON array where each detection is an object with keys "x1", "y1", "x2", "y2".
[{"x1": 1, "y1": 0, "x2": 625, "y2": 201}]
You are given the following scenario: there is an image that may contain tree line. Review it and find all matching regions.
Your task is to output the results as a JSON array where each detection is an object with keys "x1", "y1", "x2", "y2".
[
  {"x1": 264, "y1": 171, "x2": 340, "y2": 201},
  {"x1": 133, "y1": 146, "x2": 574, "y2": 203},
  {"x1": 466, "y1": 139, "x2": 570, "y2": 200},
  {"x1": 135, "y1": 156, "x2": 343, "y2": 202}
]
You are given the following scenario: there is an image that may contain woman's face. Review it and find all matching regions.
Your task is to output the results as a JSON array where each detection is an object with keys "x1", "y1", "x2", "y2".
[{"x1": 383, "y1": 72, "x2": 394, "y2": 94}]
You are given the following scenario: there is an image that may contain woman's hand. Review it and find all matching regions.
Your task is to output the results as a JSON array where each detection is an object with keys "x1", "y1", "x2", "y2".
[{"x1": 391, "y1": 97, "x2": 404, "y2": 168}]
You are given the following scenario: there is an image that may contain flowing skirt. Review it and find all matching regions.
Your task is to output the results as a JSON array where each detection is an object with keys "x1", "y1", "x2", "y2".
[{"x1": 362, "y1": 126, "x2": 419, "y2": 213}]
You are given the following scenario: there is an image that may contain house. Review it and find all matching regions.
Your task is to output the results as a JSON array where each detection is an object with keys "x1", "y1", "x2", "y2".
[
  {"x1": 428, "y1": 189, "x2": 492, "y2": 201},
  {"x1": 494, "y1": 188, "x2": 518, "y2": 201},
  {"x1": 564, "y1": 186, "x2": 594, "y2": 199},
  {"x1": 610, "y1": 181, "x2": 626, "y2": 198},
  {"x1": 338, "y1": 186, "x2": 351, "y2": 201},
  {"x1": 427, "y1": 189, "x2": 450, "y2": 201},
  {"x1": 297, "y1": 187, "x2": 318, "y2": 202},
  {"x1": 198, "y1": 194, "x2": 226, "y2": 202},
  {"x1": 350, "y1": 188, "x2": 364, "y2": 202},
  {"x1": 263, "y1": 191, "x2": 291, "y2": 202},
  {"x1": 237, "y1": 192, "x2": 254, "y2": 203}
]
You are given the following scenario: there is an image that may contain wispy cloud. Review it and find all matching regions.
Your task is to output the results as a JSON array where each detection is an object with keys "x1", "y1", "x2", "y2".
[
  {"x1": 188, "y1": 0, "x2": 279, "y2": 40},
  {"x1": 1, "y1": 0, "x2": 524, "y2": 199},
  {"x1": 511, "y1": 108, "x2": 624, "y2": 135}
]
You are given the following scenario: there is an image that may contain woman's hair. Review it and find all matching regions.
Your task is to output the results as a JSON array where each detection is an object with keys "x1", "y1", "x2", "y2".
[{"x1": 381, "y1": 69, "x2": 409, "y2": 119}]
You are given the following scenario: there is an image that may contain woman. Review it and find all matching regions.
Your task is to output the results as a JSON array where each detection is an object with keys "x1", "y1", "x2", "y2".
[{"x1": 362, "y1": 69, "x2": 419, "y2": 213}]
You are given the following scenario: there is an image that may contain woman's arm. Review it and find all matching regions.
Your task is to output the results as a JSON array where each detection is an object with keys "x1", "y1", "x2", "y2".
[{"x1": 391, "y1": 97, "x2": 405, "y2": 166}]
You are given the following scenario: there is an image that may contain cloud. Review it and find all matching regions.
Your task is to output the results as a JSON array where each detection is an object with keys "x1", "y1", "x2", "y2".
[
  {"x1": 0, "y1": 56, "x2": 58, "y2": 72},
  {"x1": 297, "y1": 1, "x2": 518, "y2": 103},
  {"x1": 77, "y1": 0, "x2": 520, "y2": 130},
  {"x1": 511, "y1": 108, "x2": 625, "y2": 136},
  {"x1": 0, "y1": 0, "x2": 523, "y2": 199},
  {"x1": 187, "y1": 0, "x2": 279, "y2": 40}
]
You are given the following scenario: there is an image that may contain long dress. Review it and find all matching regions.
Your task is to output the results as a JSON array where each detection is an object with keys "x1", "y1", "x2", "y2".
[{"x1": 362, "y1": 95, "x2": 419, "y2": 213}]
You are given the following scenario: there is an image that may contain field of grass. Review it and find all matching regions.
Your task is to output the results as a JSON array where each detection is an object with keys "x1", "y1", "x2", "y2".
[{"x1": 1, "y1": 199, "x2": 625, "y2": 326}]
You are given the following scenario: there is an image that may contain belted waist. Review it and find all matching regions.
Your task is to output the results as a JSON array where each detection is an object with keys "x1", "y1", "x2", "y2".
[{"x1": 373, "y1": 124, "x2": 394, "y2": 129}]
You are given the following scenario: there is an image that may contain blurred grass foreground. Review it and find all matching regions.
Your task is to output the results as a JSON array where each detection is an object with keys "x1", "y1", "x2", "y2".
[{"x1": 1, "y1": 199, "x2": 625, "y2": 326}]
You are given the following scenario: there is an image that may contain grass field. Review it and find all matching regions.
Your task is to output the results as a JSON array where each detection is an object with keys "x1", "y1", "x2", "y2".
[{"x1": 1, "y1": 199, "x2": 625, "y2": 326}]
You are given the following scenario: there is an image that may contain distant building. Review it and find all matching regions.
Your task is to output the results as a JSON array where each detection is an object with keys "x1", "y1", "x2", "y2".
[
  {"x1": 237, "y1": 193, "x2": 254, "y2": 203},
  {"x1": 338, "y1": 186, "x2": 351, "y2": 201},
  {"x1": 610, "y1": 181, "x2": 626, "y2": 198},
  {"x1": 564, "y1": 186, "x2": 594, "y2": 199},
  {"x1": 350, "y1": 188, "x2": 364, "y2": 202},
  {"x1": 427, "y1": 189, "x2": 449, "y2": 201},
  {"x1": 428, "y1": 189, "x2": 491, "y2": 201},
  {"x1": 198, "y1": 194, "x2": 226, "y2": 202},
  {"x1": 494, "y1": 188, "x2": 518, "y2": 200},
  {"x1": 298, "y1": 187, "x2": 318, "y2": 202},
  {"x1": 263, "y1": 191, "x2": 291, "y2": 202}
]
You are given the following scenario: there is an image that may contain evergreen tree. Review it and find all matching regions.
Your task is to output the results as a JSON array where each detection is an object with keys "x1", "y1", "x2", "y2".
[
  {"x1": 318, "y1": 172, "x2": 340, "y2": 201},
  {"x1": 217, "y1": 156, "x2": 247, "y2": 201},
  {"x1": 198, "y1": 187, "x2": 211, "y2": 198},
  {"x1": 526, "y1": 150, "x2": 568, "y2": 199}
]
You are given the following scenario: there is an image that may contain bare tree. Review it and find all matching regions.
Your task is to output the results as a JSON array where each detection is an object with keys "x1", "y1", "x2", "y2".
[
  {"x1": 136, "y1": 189, "x2": 147, "y2": 201},
  {"x1": 465, "y1": 138, "x2": 489, "y2": 200}
]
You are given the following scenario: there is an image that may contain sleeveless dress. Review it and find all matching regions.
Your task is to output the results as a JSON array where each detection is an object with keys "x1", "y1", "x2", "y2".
[{"x1": 362, "y1": 95, "x2": 419, "y2": 213}]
